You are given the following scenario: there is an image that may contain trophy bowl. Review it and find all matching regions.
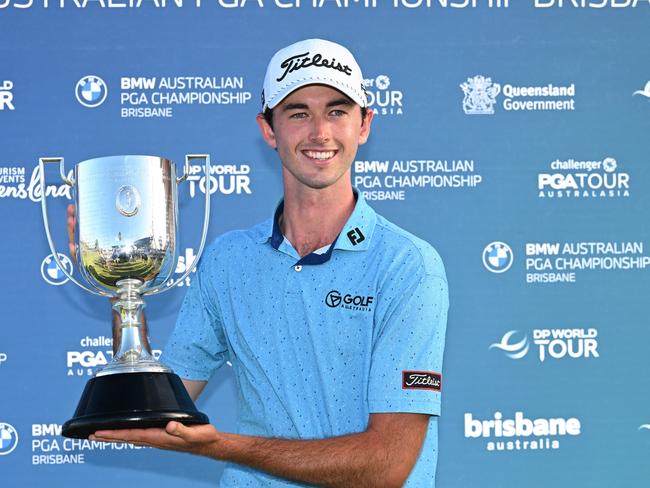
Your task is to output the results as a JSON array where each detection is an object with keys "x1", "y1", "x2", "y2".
[{"x1": 40, "y1": 155, "x2": 211, "y2": 439}]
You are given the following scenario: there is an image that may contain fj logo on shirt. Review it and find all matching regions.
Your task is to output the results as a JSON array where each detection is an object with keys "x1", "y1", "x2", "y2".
[
  {"x1": 402, "y1": 371, "x2": 442, "y2": 392},
  {"x1": 346, "y1": 227, "x2": 365, "y2": 246},
  {"x1": 325, "y1": 290, "x2": 373, "y2": 311}
]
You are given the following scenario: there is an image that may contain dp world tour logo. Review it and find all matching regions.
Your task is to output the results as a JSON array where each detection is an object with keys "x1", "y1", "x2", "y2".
[
  {"x1": 461, "y1": 75, "x2": 501, "y2": 115},
  {"x1": 633, "y1": 81, "x2": 650, "y2": 100},
  {"x1": 75, "y1": 75, "x2": 108, "y2": 108},
  {"x1": 490, "y1": 330, "x2": 529, "y2": 359},
  {"x1": 0, "y1": 423, "x2": 18, "y2": 456},
  {"x1": 482, "y1": 241, "x2": 513, "y2": 273},
  {"x1": 41, "y1": 253, "x2": 73, "y2": 286}
]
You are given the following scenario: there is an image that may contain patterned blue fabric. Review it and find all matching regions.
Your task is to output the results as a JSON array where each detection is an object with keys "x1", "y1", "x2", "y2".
[{"x1": 162, "y1": 192, "x2": 448, "y2": 487}]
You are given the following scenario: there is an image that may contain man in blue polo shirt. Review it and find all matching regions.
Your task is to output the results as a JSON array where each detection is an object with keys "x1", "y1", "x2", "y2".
[{"x1": 93, "y1": 38, "x2": 448, "y2": 487}]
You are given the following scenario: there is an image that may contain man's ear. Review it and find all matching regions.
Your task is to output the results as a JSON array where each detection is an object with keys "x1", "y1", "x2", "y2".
[
  {"x1": 358, "y1": 108, "x2": 374, "y2": 145},
  {"x1": 256, "y1": 113, "x2": 276, "y2": 149}
]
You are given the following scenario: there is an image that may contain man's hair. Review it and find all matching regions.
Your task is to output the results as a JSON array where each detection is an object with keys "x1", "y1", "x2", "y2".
[{"x1": 262, "y1": 106, "x2": 369, "y2": 130}]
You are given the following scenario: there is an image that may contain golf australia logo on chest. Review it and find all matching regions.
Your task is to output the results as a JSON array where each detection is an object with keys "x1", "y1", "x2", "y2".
[{"x1": 325, "y1": 289, "x2": 374, "y2": 312}]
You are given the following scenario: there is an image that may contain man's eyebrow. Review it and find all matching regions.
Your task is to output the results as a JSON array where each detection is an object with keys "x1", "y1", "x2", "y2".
[
  {"x1": 281, "y1": 98, "x2": 354, "y2": 112},
  {"x1": 327, "y1": 98, "x2": 353, "y2": 107},
  {"x1": 282, "y1": 103, "x2": 308, "y2": 112}
]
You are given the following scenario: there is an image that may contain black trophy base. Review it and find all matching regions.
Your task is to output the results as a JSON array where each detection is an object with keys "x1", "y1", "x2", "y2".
[{"x1": 62, "y1": 372, "x2": 209, "y2": 439}]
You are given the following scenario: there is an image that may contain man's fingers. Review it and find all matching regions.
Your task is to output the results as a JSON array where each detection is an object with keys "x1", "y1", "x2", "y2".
[{"x1": 165, "y1": 421, "x2": 194, "y2": 440}]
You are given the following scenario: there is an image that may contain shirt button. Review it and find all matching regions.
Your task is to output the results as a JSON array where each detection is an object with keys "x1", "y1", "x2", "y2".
[{"x1": 294, "y1": 265, "x2": 302, "y2": 272}]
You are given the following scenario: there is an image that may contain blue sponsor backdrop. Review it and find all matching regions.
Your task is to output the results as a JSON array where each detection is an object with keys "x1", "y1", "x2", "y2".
[{"x1": 1, "y1": 2, "x2": 650, "y2": 487}]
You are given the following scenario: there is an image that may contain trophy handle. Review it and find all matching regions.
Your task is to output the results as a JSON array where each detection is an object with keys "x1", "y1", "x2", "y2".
[
  {"x1": 146, "y1": 154, "x2": 211, "y2": 295},
  {"x1": 39, "y1": 157, "x2": 113, "y2": 297}
]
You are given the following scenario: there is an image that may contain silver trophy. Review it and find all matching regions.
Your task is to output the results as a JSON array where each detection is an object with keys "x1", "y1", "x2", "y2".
[{"x1": 40, "y1": 155, "x2": 211, "y2": 439}]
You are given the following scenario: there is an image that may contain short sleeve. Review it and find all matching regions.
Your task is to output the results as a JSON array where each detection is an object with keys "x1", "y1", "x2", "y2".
[
  {"x1": 368, "y1": 249, "x2": 448, "y2": 416},
  {"x1": 161, "y1": 247, "x2": 229, "y2": 381}
]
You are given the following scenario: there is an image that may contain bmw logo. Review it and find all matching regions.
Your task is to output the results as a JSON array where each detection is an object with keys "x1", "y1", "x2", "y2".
[
  {"x1": 75, "y1": 75, "x2": 108, "y2": 108},
  {"x1": 41, "y1": 253, "x2": 73, "y2": 286},
  {"x1": 0, "y1": 423, "x2": 18, "y2": 456},
  {"x1": 482, "y1": 241, "x2": 513, "y2": 273}
]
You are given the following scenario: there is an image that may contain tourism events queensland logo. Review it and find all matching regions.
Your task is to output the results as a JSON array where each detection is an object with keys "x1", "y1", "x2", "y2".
[
  {"x1": 490, "y1": 328, "x2": 599, "y2": 362},
  {"x1": 461, "y1": 75, "x2": 576, "y2": 114},
  {"x1": 75, "y1": 75, "x2": 108, "y2": 108},
  {"x1": 0, "y1": 164, "x2": 71, "y2": 202},
  {"x1": 537, "y1": 156, "x2": 630, "y2": 199}
]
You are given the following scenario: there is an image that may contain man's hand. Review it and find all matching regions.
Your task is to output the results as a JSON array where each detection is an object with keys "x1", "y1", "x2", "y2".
[
  {"x1": 90, "y1": 422, "x2": 222, "y2": 458},
  {"x1": 91, "y1": 412, "x2": 429, "y2": 488}
]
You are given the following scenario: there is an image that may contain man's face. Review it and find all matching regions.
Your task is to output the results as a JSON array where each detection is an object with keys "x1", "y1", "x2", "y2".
[{"x1": 257, "y1": 84, "x2": 373, "y2": 192}]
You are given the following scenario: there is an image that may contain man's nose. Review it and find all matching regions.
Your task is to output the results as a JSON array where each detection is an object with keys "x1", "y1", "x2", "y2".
[{"x1": 308, "y1": 116, "x2": 330, "y2": 144}]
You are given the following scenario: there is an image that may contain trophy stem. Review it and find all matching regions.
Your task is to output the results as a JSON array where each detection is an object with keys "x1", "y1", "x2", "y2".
[{"x1": 97, "y1": 278, "x2": 170, "y2": 377}]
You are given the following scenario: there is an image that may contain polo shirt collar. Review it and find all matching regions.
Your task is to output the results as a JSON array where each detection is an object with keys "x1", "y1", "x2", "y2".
[{"x1": 257, "y1": 189, "x2": 377, "y2": 258}]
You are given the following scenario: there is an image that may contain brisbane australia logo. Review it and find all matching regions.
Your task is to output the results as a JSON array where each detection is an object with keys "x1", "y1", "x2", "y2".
[{"x1": 325, "y1": 290, "x2": 374, "y2": 312}]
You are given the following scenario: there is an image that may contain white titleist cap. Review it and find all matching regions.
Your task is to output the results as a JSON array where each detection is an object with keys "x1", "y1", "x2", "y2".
[{"x1": 261, "y1": 38, "x2": 367, "y2": 111}]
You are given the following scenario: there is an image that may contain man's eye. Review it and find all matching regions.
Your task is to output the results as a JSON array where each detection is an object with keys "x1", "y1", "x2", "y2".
[
  {"x1": 289, "y1": 112, "x2": 308, "y2": 119},
  {"x1": 330, "y1": 110, "x2": 346, "y2": 117}
]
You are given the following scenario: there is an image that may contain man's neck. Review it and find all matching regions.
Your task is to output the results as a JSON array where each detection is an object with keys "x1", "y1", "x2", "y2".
[{"x1": 280, "y1": 184, "x2": 356, "y2": 257}]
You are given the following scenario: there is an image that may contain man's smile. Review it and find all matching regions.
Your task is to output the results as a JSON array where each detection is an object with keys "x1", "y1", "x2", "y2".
[{"x1": 301, "y1": 149, "x2": 338, "y2": 162}]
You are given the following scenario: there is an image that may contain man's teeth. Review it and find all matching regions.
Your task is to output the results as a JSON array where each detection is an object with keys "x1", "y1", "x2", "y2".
[{"x1": 304, "y1": 150, "x2": 335, "y2": 160}]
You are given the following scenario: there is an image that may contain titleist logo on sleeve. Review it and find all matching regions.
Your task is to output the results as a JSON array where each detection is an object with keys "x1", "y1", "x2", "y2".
[
  {"x1": 276, "y1": 52, "x2": 353, "y2": 82},
  {"x1": 402, "y1": 371, "x2": 442, "y2": 391}
]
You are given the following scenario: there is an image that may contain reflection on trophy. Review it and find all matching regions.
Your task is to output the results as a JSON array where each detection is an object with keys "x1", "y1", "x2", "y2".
[{"x1": 40, "y1": 155, "x2": 211, "y2": 439}]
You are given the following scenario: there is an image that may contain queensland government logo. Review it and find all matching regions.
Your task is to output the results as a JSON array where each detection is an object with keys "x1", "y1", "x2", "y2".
[
  {"x1": 41, "y1": 253, "x2": 73, "y2": 286},
  {"x1": 461, "y1": 76, "x2": 500, "y2": 115},
  {"x1": 491, "y1": 328, "x2": 599, "y2": 362},
  {"x1": 461, "y1": 75, "x2": 575, "y2": 114},
  {"x1": 0, "y1": 423, "x2": 18, "y2": 456},
  {"x1": 0, "y1": 80, "x2": 15, "y2": 111},
  {"x1": 325, "y1": 290, "x2": 373, "y2": 311},
  {"x1": 482, "y1": 242, "x2": 513, "y2": 273},
  {"x1": 75, "y1": 75, "x2": 108, "y2": 108}
]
